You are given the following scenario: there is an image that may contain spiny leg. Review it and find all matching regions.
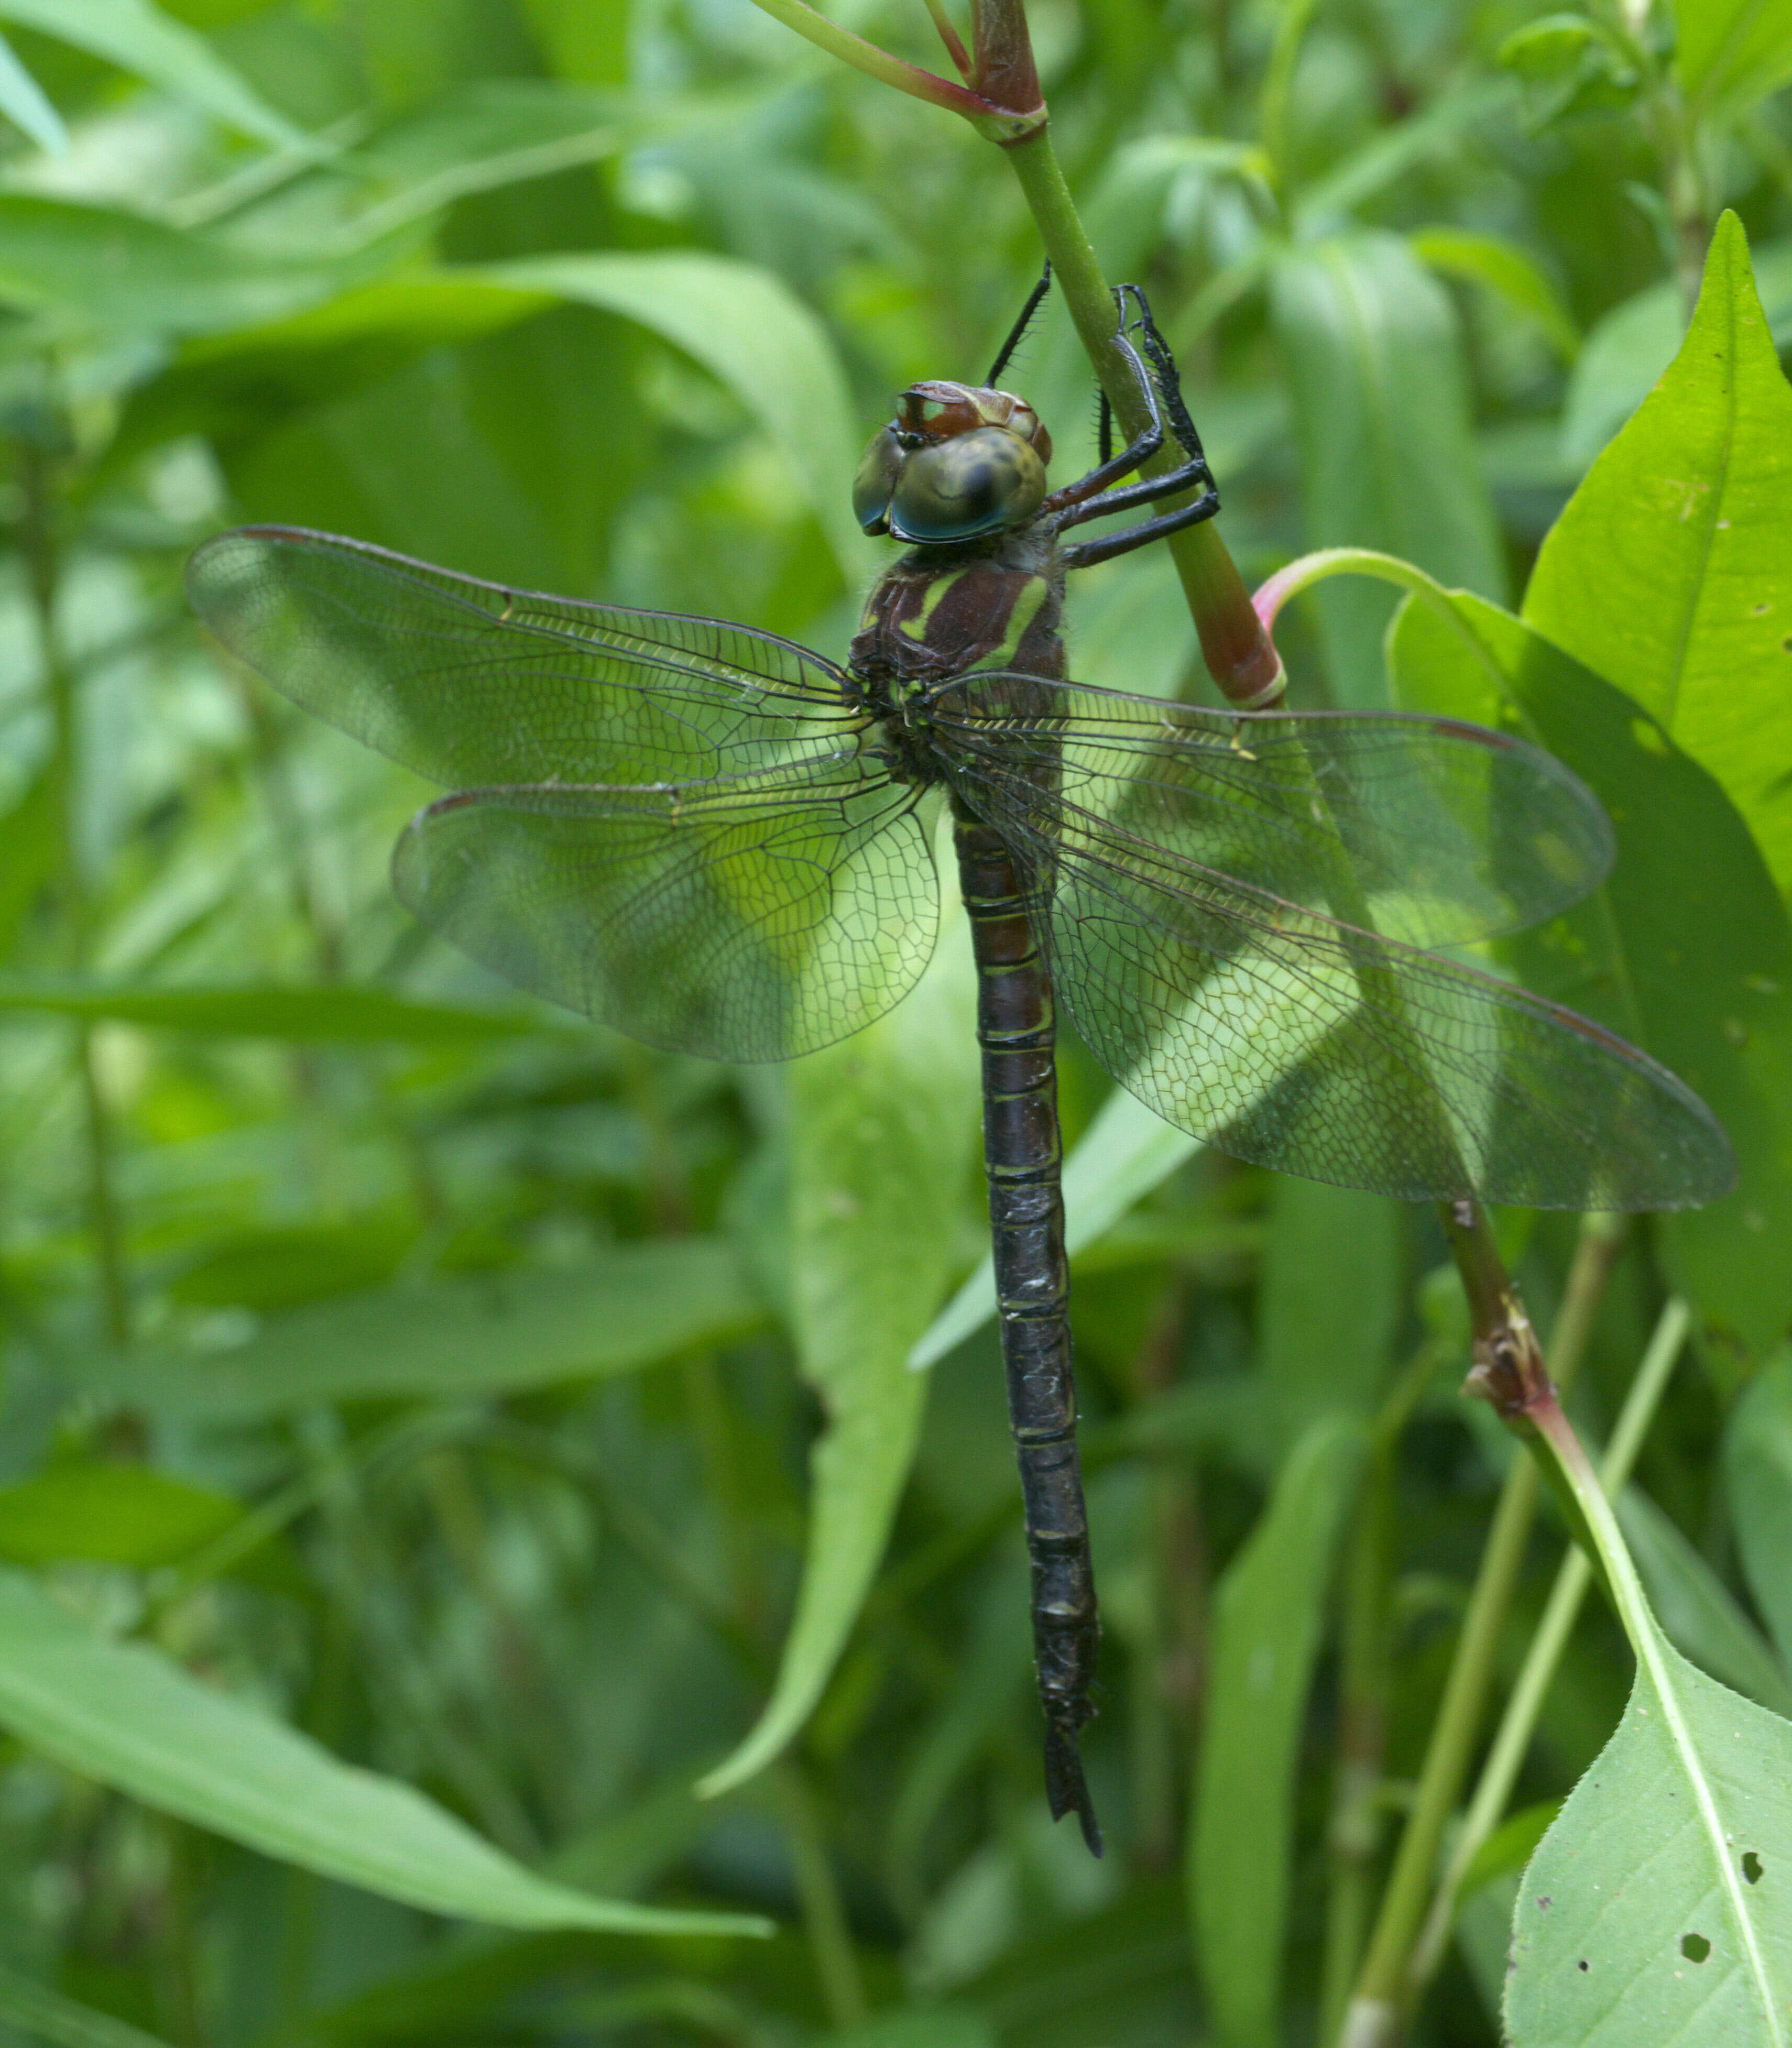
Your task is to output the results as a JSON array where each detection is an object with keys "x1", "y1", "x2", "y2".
[{"x1": 988, "y1": 261, "x2": 1053, "y2": 386}]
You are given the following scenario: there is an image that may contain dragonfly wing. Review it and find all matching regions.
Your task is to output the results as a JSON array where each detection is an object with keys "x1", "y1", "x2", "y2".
[
  {"x1": 927, "y1": 675, "x2": 1612, "y2": 946},
  {"x1": 189, "y1": 526, "x2": 861, "y2": 788},
  {"x1": 952, "y1": 769, "x2": 1732, "y2": 1210},
  {"x1": 394, "y1": 760, "x2": 939, "y2": 1063}
]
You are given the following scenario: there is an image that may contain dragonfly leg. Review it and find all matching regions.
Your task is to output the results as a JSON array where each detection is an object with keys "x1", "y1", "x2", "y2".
[
  {"x1": 953, "y1": 803, "x2": 1104, "y2": 1858},
  {"x1": 1059, "y1": 483, "x2": 1221, "y2": 569},
  {"x1": 987, "y1": 260, "x2": 1054, "y2": 385},
  {"x1": 1044, "y1": 286, "x2": 1218, "y2": 534}
]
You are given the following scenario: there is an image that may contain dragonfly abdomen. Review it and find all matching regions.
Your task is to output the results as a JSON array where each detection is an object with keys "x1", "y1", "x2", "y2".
[{"x1": 954, "y1": 804, "x2": 1101, "y2": 1856}]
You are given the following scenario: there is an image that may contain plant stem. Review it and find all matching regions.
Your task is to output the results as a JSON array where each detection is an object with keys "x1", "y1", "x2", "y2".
[
  {"x1": 1337, "y1": 1211, "x2": 1624, "y2": 2048},
  {"x1": 1405, "y1": 1295, "x2": 1691, "y2": 1995},
  {"x1": 19, "y1": 426, "x2": 132, "y2": 1345},
  {"x1": 773, "y1": 1759, "x2": 867, "y2": 2028},
  {"x1": 999, "y1": 128, "x2": 1284, "y2": 708}
]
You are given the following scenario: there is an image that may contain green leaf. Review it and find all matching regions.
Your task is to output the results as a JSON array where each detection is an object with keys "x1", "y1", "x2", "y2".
[
  {"x1": 0, "y1": 1573, "x2": 766, "y2": 1937},
  {"x1": 0, "y1": 1465, "x2": 242, "y2": 1568},
  {"x1": 0, "y1": 978, "x2": 551, "y2": 1041},
  {"x1": 1528, "y1": 214, "x2": 1792, "y2": 897},
  {"x1": 0, "y1": 1963, "x2": 173, "y2": 2048},
  {"x1": 1269, "y1": 232, "x2": 1505, "y2": 705},
  {"x1": 0, "y1": 197, "x2": 350, "y2": 344},
  {"x1": 474, "y1": 251, "x2": 870, "y2": 576},
  {"x1": 701, "y1": 888, "x2": 978, "y2": 1795},
  {"x1": 0, "y1": 0, "x2": 309, "y2": 150},
  {"x1": 819, "y1": 2013, "x2": 995, "y2": 2048},
  {"x1": 1506, "y1": 1638, "x2": 1792, "y2": 2044},
  {"x1": 0, "y1": 30, "x2": 65, "y2": 152},
  {"x1": 1261, "y1": 1178, "x2": 1399, "y2": 1440},
  {"x1": 1191, "y1": 1415, "x2": 1368, "y2": 2048},
  {"x1": 1619, "y1": 1486, "x2": 1792, "y2": 1716},
  {"x1": 1676, "y1": 0, "x2": 1792, "y2": 111},
  {"x1": 1724, "y1": 1347, "x2": 1792, "y2": 1666},
  {"x1": 1385, "y1": 588, "x2": 1792, "y2": 1354},
  {"x1": 1559, "y1": 235, "x2": 1792, "y2": 465},
  {"x1": 68, "y1": 1243, "x2": 764, "y2": 1419},
  {"x1": 1409, "y1": 225, "x2": 1580, "y2": 359}
]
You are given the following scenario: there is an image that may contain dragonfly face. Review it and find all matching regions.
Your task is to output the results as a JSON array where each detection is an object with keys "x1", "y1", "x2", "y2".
[{"x1": 853, "y1": 380, "x2": 1052, "y2": 543}]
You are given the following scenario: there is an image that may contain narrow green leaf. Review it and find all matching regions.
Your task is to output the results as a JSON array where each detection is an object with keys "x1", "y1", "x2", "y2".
[
  {"x1": 702, "y1": 890, "x2": 977, "y2": 1795},
  {"x1": 0, "y1": 1574, "x2": 766, "y2": 1937},
  {"x1": 1676, "y1": 0, "x2": 1792, "y2": 110},
  {"x1": 1260, "y1": 1178, "x2": 1399, "y2": 1440},
  {"x1": 0, "y1": 1964, "x2": 173, "y2": 2048},
  {"x1": 0, "y1": 0, "x2": 309, "y2": 149},
  {"x1": 69, "y1": 1243, "x2": 764, "y2": 1418},
  {"x1": 1192, "y1": 1415, "x2": 1368, "y2": 2048},
  {"x1": 1619, "y1": 1486, "x2": 1792, "y2": 1716},
  {"x1": 0, "y1": 978, "x2": 550, "y2": 1041},
  {"x1": 1724, "y1": 1347, "x2": 1792, "y2": 1666},
  {"x1": 1386, "y1": 588, "x2": 1792, "y2": 1354},
  {"x1": 1528, "y1": 214, "x2": 1792, "y2": 897},
  {"x1": 0, "y1": 197, "x2": 349, "y2": 343},
  {"x1": 1269, "y1": 232, "x2": 1504, "y2": 705},
  {"x1": 1409, "y1": 225, "x2": 1580, "y2": 359},
  {"x1": 474, "y1": 252, "x2": 870, "y2": 576},
  {"x1": 0, "y1": 1465, "x2": 242, "y2": 1568},
  {"x1": 1507, "y1": 1639, "x2": 1792, "y2": 2044},
  {"x1": 0, "y1": 30, "x2": 64, "y2": 152}
]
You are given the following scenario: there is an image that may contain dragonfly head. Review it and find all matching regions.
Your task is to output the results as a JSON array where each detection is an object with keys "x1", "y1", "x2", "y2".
[{"x1": 854, "y1": 381, "x2": 1052, "y2": 544}]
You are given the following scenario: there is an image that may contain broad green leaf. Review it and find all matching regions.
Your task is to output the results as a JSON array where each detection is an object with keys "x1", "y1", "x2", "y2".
[
  {"x1": 1529, "y1": 215, "x2": 1792, "y2": 896},
  {"x1": 1676, "y1": 0, "x2": 1792, "y2": 110},
  {"x1": 1507, "y1": 1637, "x2": 1792, "y2": 2044},
  {"x1": 1409, "y1": 225, "x2": 1580, "y2": 359},
  {"x1": 1191, "y1": 1415, "x2": 1368, "y2": 2048},
  {"x1": 0, "y1": 0, "x2": 309, "y2": 149},
  {"x1": 0, "y1": 1465, "x2": 241, "y2": 1567},
  {"x1": 702, "y1": 886, "x2": 977, "y2": 1794},
  {"x1": 1725, "y1": 1348, "x2": 1792, "y2": 1664},
  {"x1": 1270, "y1": 232, "x2": 1504, "y2": 705},
  {"x1": 68, "y1": 1243, "x2": 763, "y2": 1418},
  {"x1": 474, "y1": 252, "x2": 869, "y2": 576},
  {"x1": 0, "y1": 978, "x2": 550, "y2": 1041},
  {"x1": 0, "y1": 1964, "x2": 172, "y2": 2048},
  {"x1": 1260, "y1": 1178, "x2": 1398, "y2": 1439},
  {"x1": 0, "y1": 30, "x2": 64, "y2": 152},
  {"x1": 1619, "y1": 1486, "x2": 1792, "y2": 1716},
  {"x1": 1386, "y1": 589, "x2": 1792, "y2": 1354},
  {"x1": 0, "y1": 197, "x2": 351, "y2": 344},
  {"x1": 1559, "y1": 234, "x2": 1792, "y2": 466},
  {"x1": 0, "y1": 1573, "x2": 764, "y2": 1937}
]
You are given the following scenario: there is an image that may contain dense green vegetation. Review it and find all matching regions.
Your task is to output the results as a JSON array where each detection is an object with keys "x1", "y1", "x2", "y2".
[{"x1": 0, "y1": 2, "x2": 1789, "y2": 2045}]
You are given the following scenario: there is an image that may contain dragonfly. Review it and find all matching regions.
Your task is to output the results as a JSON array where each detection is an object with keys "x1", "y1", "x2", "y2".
[{"x1": 188, "y1": 276, "x2": 1732, "y2": 1857}]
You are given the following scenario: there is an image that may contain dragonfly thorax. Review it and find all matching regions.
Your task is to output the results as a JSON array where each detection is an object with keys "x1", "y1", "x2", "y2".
[{"x1": 854, "y1": 381, "x2": 1053, "y2": 545}]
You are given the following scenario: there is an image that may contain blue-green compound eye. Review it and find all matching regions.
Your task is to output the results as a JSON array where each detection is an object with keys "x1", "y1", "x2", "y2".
[
  {"x1": 853, "y1": 427, "x2": 903, "y2": 535},
  {"x1": 888, "y1": 426, "x2": 1047, "y2": 543}
]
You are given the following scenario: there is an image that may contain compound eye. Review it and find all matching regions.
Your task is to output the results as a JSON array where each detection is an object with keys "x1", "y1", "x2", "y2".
[
  {"x1": 888, "y1": 425, "x2": 1047, "y2": 543},
  {"x1": 851, "y1": 425, "x2": 902, "y2": 535}
]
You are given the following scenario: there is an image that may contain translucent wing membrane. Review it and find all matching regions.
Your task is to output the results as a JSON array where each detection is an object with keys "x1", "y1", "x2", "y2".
[
  {"x1": 927, "y1": 675, "x2": 1613, "y2": 947},
  {"x1": 948, "y1": 755, "x2": 1733, "y2": 1211},
  {"x1": 394, "y1": 763, "x2": 939, "y2": 1063},
  {"x1": 188, "y1": 527, "x2": 862, "y2": 788}
]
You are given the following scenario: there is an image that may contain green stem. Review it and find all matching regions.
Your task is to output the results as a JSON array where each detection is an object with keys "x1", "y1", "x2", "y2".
[
  {"x1": 1405, "y1": 1295, "x2": 1691, "y2": 1995},
  {"x1": 1338, "y1": 1211, "x2": 1624, "y2": 2048},
  {"x1": 773, "y1": 1760, "x2": 867, "y2": 2028},
  {"x1": 1000, "y1": 128, "x2": 1283, "y2": 707},
  {"x1": 20, "y1": 428, "x2": 132, "y2": 1344}
]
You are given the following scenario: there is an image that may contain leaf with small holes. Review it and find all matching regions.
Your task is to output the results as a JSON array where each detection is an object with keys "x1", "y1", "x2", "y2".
[{"x1": 1506, "y1": 1637, "x2": 1792, "y2": 2045}]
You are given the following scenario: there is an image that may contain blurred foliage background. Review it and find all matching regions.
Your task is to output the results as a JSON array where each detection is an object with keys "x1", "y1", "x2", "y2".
[{"x1": 0, "y1": 3, "x2": 1790, "y2": 2047}]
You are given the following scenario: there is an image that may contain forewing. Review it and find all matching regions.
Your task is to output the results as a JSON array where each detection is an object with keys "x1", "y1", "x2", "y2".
[
  {"x1": 927, "y1": 675, "x2": 1612, "y2": 946},
  {"x1": 957, "y1": 773, "x2": 1731, "y2": 1210},
  {"x1": 393, "y1": 760, "x2": 939, "y2": 1063},
  {"x1": 189, "y1": 526, "x2": 860, "y2": 788}
]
